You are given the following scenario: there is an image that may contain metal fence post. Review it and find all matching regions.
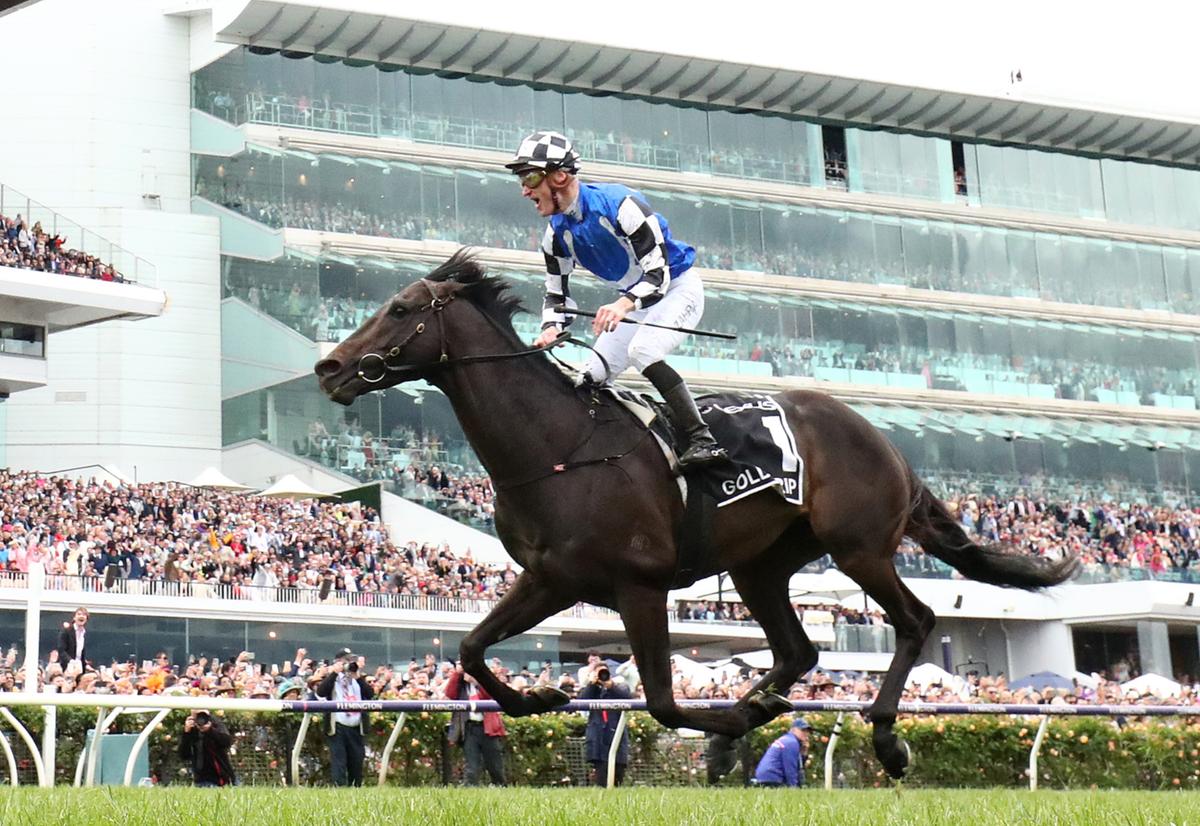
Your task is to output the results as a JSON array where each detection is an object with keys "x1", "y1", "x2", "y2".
[
  {"x1": 606, "y1": 711, "x2": 628, "y2": 788},
  {"x1": 376, "y1": 712, "x2": 407, "y2": 786},
  {"x1": 290, "y1": 712, "x2": 312, "y2": 786},
  {"x1": 824, "y1": 712, "x2": 845, "y2": 791},
  {"x1": 1028, "y1": 714, "x2": 1051, "y2": 791}
]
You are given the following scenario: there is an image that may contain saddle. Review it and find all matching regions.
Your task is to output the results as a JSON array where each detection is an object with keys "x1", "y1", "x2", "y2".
[
  {"x1": 597, "y1": 384, "x2": 807, "y2": 588},
  {"x1": 598, "y1": 385, "x2": 720, "y2": 589}
]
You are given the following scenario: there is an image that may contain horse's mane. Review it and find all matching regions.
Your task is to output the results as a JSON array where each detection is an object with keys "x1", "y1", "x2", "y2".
[{"x1": 425, "y1": 250, "x2": 576, "y2": 390}]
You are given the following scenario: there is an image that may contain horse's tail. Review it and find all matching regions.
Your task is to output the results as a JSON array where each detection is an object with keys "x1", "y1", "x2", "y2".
[{"x1": 902, "y1": 468, "x2": 1080, "y2": 590}]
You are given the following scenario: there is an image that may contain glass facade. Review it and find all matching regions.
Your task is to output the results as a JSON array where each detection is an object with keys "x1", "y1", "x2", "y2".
[
  {"x1": 964, "y1": 142, "x2": 1200, "y2": 231},
  {"x1": 225, "y1": 254, "x2": 1200, "y2": 412},
  {"x1": 196, "y1": 150, "x2": 1200, "y2": 315},
  {"x1": 193, "y1": 49, "x2": 819, "y2": 188},
  {"x1": 196, "y1": 45, "x2": 1200, "y2": 587},
  {"x1": 219, "y1": 254, "x2": 1200, "y2": 504},
  {"x1": 847, "y1": 128, "x2": 951, "y2": 202},
  {"x1": 194, "y1": 48, "x2": 1200, "y2": 232},
  {"x1": 226, "y1": 366, "x2": 1200, "y2": 507}
]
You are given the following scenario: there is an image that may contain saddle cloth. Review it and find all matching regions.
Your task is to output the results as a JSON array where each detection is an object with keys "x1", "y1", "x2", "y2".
[
  {"x1": 696, "y1": 392, "x2": 805, "y2": 507},
  {"x1": 605, "y1": 387, "x2": 805, "y2": 508},
  {"x1": 602, "y1": 386, "x2": 804, "y2": 588}
]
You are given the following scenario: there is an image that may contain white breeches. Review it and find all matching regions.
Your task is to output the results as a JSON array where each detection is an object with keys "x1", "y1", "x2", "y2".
[{"x1": 584, "y1": 274, "x2": 705, "y2": 383}]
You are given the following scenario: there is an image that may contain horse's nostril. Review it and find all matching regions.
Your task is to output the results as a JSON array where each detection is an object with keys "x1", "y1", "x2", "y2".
[{"x1": 315, "y1": 358, "x2": 342, "y2": 379}]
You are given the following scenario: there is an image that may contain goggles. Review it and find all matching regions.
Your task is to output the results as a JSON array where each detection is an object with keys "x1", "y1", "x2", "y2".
[{"x1": 518, "y1": 169, "x2": 548, "y2": 189}]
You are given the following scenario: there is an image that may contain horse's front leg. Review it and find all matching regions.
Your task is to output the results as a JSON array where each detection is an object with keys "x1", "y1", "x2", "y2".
[
  {"x1": 459, "y1": 572, "x2": 576, "y2": 716},
  {"x1": 616, "y1": 583, "x2": 754, "y2": 737}
]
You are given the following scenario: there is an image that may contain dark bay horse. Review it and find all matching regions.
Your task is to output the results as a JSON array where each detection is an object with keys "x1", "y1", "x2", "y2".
[{"x1": 314, "y1": 251, "x2": 1078, "y2": 778}]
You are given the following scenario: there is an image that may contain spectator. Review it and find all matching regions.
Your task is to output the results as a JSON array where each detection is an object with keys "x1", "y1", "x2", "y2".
[
  {"x1": 577, "y1": 652, "x2": 602, "y2": 686},
  {"x1": 445, "y1": 662, "x2": 506, "y2": 786},
  {"x1": 614, "y1": 655, "x2": 640, "y2": 693},
  {"x1": 0, "y1": 212, "x2": 125, "y2": 282},
  {"x1": 315, "y1": 648, "x2": 373, "y2": 787},
  {"x1": 753, "y1": 716, "x2": 809, "y2": 788},
  {"x1": 579, "y1": 663, "x2": 632, "y2": 786},
  {"x1": 57, "y1": 607, "x2": 91, "y2": 668},
  {"x1": 179, "y1": 709, "x2": 236, "y2": 787}
]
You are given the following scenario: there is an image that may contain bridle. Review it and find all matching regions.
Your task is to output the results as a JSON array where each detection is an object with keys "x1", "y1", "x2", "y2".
[
  {"x1": 353, "y1": 279, "x2": 582, "y2": 385},
  {"x1": 356, "y1": 279, "x2": 454, "y2": 384},
  {"x1": 346, "y1": 278, "x2": 637, "y2": 490}
]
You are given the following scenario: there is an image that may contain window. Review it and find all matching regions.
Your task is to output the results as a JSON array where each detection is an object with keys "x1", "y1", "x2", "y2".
[{"x1": 0, "y1": 322, "x2": 45, "y2": 357}]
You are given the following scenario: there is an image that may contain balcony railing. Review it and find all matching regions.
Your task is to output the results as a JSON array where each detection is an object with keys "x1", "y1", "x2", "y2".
[
  {"x1": 0, "y1": 183, "x2": 156, "y2": 285},
  {"x1": 0, "y1": 571, "x2": 617, "y2": 619}
]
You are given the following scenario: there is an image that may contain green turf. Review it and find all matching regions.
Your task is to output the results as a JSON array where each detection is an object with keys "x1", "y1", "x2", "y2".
[{"x1": 3, "y1": 787, "x2": 1200, "y2": 826}]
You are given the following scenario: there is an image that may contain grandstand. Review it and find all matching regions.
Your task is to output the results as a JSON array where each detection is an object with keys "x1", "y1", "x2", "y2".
[{"x1": 0, "y1": 0, "x2": 1199, "y2": 728}]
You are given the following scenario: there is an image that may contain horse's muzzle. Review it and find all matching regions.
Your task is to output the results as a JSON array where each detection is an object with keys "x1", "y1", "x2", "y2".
[{"x1": 314, "y1": 357, "x2": 358, "y2": 405}]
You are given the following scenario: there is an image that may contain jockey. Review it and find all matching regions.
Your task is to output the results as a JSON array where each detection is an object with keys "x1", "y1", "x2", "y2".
[{"x1": 507, "y1": 130, "x2": 728, "y2": 470}]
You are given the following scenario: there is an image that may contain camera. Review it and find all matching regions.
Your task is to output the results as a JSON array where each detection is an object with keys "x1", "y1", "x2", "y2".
[
  {"x1": 194, "y1": 711, "x2": 211, "y2": 728},
  {"x1": 596, "y1": 667, "x2": 611, "y2": 683},
  {"x1": 346, "y1": 661, "x2": 359, "y2": 673}
]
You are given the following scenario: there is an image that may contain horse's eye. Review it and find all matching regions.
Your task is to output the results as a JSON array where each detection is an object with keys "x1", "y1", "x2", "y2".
[{"x1": 389, "y1": 303, "x2": 407, "y2": 318}]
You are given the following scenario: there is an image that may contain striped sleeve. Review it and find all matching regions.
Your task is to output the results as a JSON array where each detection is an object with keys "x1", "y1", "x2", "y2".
[
  {"x1": 614, "y1": 195, "x2": 671, "y2": 309},
  {"x1": 540, "y1": 224, "x2": 575, "y2": 329}
]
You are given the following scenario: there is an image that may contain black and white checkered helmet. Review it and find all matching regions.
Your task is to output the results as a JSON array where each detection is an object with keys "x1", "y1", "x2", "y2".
[{"x1": 505, "y1": 131, "x2": 581, "y2": 174}]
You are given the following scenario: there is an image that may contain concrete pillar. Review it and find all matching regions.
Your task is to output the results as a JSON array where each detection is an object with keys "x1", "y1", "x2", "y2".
[{"x1": 1136, "y1": 620, "x2": 1173, "y2": 678}]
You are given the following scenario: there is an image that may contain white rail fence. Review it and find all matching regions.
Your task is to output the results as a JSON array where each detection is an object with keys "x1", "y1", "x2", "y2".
[{"x1": 3, "y1": 563, "x2": 1197, "y2": 790}]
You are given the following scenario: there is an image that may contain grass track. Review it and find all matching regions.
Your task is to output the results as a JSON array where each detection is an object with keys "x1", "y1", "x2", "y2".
[{"x1": 3, "y1": 787, "x2": 1200, "y2": 826}]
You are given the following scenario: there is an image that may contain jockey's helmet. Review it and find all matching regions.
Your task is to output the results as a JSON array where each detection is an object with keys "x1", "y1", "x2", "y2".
[{"x1": 505, "y1": 130, "x2": 581, "y2": 175}]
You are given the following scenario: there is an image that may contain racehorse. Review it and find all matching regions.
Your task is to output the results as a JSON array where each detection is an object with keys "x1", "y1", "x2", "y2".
[{"x1": 314, "y1": 251, "x2": 1079, "y2": 779}]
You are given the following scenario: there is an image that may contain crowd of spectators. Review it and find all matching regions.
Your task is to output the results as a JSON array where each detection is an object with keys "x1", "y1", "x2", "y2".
[
  {"x1": 1, "y1": 212, "x2": 124, "y2": 282},
  {"x1": 8, "y1": 458, "x2": 1190, "y2": 604},
  {"x1": 297, "y1": 421, "x2": 494, "y2": 528},
  {"x1": 676, "y1": 600, "x2": 887, "y2": 627},
  {"x1": 882, "y1": 490, "x2": 1200, "y2": 583},
  {"x1": 0, "y1": 468, "x2": 512, "y2": 601},
  {"x1": 6, "y1": 463, "x2": 1200, "y2": 705},
  {"x1": 8, "y1": 639, "x2": 1199, "y2": 711}
]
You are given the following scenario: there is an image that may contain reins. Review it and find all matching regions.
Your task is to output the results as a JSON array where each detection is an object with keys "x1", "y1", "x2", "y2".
[
  {"x1": 355, "y1": 279, "x2": 645, "y2": 490},
  {"x1": 356, "y1": 280, "x2": 569, "y2": 383}
]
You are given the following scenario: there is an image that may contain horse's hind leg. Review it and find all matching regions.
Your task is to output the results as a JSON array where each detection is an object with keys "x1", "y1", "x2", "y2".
[
  {"x1": 727, "y1": 522, "x2": 822, "y2": 708},
  {"x1": 459, "y1": 572, "x2": 577, "y2": 716},
  {"x1": 836, "y1": 552, "x2": 935, "y2": 779},
  {"x1": 706, "y1": 524, "x2": 821, "y2": 779}
]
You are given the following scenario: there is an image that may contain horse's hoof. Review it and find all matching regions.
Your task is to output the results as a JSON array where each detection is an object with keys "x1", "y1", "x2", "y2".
[
  {"x1": 747, "y1": 691, "x2": 793, "y2": 724},
  {"x1": 526, "y1": 685, "x2": 570, "y2": 711},
  {"x1": 881, "y1": 738, "x2": 911, "y2": 780},
  {"x1": 705, "y1": 734, "x2": 739, "y2": 784}
]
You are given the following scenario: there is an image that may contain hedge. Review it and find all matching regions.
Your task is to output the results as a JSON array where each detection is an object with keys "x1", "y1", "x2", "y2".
[{"x1": 2, "y1": 706, "x2": 1199, "y2": 789}]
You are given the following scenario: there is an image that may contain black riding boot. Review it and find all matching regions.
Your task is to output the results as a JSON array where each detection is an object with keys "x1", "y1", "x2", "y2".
[{"x1": 643, "y1": 362, "x2": 729, "y2": 470}]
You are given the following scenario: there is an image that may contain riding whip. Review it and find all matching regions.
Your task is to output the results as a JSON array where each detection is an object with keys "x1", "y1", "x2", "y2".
[{"x1": 567, "y1": 309, "x2": 737, "y2": 341}]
